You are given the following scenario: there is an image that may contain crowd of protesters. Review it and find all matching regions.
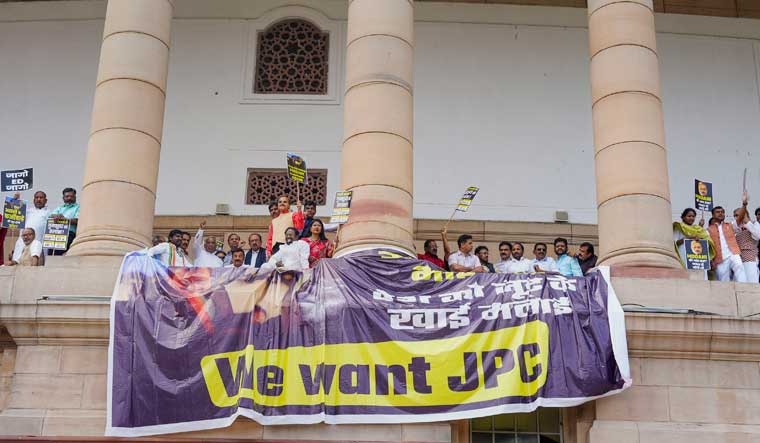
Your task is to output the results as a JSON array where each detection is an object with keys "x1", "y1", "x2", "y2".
[
  {"x1": 417, "y1": 228, "x2": 596, "y2": 278},
  {"x1": 11, "y1": 189, "x2": 760, "y2": 284},
  {"x1": 673, "y1": 191, "x2": 760, "y2": 282},
  {"x1": 0, "y1": 187, "x2": 80, "y2": 267},
  {"x1": 145, "y1": 197, "x2": 337, "y2": 273}
]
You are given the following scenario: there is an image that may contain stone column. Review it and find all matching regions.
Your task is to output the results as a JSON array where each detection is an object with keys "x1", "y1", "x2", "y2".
[
  {"x1": 67, "y1": 0, "x2": 173, "y2": 256},
  {"x1": 336, "y1": 0, "x2": 415, "y2": 254},
  {"x1": 588, "y1": 0, "x2": 681, "y2": 270}
]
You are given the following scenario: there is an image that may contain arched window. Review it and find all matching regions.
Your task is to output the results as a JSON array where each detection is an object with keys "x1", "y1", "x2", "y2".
[{"x1": 254, "y1": 19, "x2": 329, "y2": 95}]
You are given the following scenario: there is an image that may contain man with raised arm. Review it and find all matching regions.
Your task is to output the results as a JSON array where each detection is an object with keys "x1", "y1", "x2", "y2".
[{"x1": 193, "y1": 221, "x2": 223, "y2": 268}]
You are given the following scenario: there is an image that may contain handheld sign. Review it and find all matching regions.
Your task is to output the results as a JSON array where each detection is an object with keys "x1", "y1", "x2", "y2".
[
  {"x1": 1, "y1": 168, "x2": 33, "y2": 192},
  {"x1": 685, "y1": 239, "x2": 710, "y2": 271},
  {"x1": 330, "y1": 191, "x2": 353, "y2": 224},
  {"x1": 456, "y1": 186, "x2": 480, "y2": 212},
  {"x1": 694, "y1": 179, "x2": 713, "y2": 212},
  {"x1": 286, "y1": 153, "x2": 307, "y2": 184},
  {"x1": 2, "y1": 197, "x2": 26, "y2": 229},
  {"x1": 43, "y1": 218, "x2": 71, "y2": 250}
]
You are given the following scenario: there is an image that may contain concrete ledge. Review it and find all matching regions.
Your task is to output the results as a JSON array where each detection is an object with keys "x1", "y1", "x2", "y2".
[
  {"x1": 589, "y1": 420, "x2": 760, "y2": 443},
  {"x1": 611, "y1": 277, "x2": 760, "y2": 317}
]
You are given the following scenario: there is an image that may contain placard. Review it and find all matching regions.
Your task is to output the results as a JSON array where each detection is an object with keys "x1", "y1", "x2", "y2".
[
  {"x1": 43, "y1": 218, "x2": 71, "y2": 250},
  {"x1": 330, "y1": 191, "x2": 353, "y2": 224},
  {"x1": 694, "y1": 179, "x2": 713, "y2": 212},
  {"x1": 286, "y1": 153, "x2": 307, "y2": 184},
  {"x1": 456, "y1": 186, "x2": 480, "y2": 212},
  {"x1": 685, "y1": 239, "x2": 710, "y2": 270},
  {"x1": 2, "y1": 197, "x2": 26, "y2": 229},
  {"x1": 1, "y1": 168, "x2": 33, "y2": 192}
]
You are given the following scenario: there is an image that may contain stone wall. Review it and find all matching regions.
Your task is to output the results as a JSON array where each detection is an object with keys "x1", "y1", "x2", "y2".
[{"x1": 588, "y1": 281, "x2": 760, "y2": 443}]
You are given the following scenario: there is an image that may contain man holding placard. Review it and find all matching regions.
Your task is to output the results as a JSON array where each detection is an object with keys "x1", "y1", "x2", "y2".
[
  {"x1": 13, "y1": 191, "x2": 50, "y2": 252},
  {"x1": 49, "y1": 187, "x2": 80, "y2": 255},
  {"x1": 708, "y1": 192, "x2": 748, "y2": 282},
  {"x1": 733, "y1": 204, "x2": 760, "y2": 283}
]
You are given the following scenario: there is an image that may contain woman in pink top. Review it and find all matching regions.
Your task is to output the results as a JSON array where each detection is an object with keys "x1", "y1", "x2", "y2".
[{"x1": 300, "y1": 219, "x2": 334, "y2": 268}]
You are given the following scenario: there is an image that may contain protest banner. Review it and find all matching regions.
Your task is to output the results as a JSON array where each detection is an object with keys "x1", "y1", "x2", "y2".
[
  {"x1": 684, "y1": 239, "x2": 710, "y2": 270},
  {"x1": 106, "y1": 249, "x2": 631, "y2": 437},
  {"x1": 694, "y1": 179, "x2": 713, "y2": 212},
  {"x1": 329, "y1": 191, "x2": 353, "y2": 224},
  {"x1": 2, "y1": 197, "x2": 26, "y2": 229},
  {"x1": 1, "y1": 168, "x2": 33, "y2": 192},
  {"x1": 43, "y1": 218, "x2": 70, "y2": 250}
]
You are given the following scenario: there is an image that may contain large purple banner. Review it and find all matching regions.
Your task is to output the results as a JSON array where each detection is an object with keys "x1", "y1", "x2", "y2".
[{"x1": 107, "y1": 248, "x2": 631, "y2": 437}]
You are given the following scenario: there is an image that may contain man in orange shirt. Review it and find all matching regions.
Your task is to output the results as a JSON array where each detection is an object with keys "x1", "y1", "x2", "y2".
[{"x1": 708, "y1": 192, "x2": 748, "y2": 282}]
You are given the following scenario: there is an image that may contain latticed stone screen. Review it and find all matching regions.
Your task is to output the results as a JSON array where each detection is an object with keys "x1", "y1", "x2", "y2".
[
  {"x1": 254, "y1": 19, "x2": 329, "y2": 94},
  {"x1": 246, "y1": 169, "x2": 328, "y2": 205}
]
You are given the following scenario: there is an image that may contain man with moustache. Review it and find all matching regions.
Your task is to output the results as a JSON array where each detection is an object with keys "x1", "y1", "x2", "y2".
[
  {"x1": 531, "y1": 242, "x2": 559, "y2": 273},
  {"x1": 708, "y1": 194, "x2": 748, "y2": 282},
  {"x1": 244, "y1": 233, "x2": 266, "y2": 268},
  {"x1": 418, "y1": 238, "x2": 445, "y2": 269},
  {"x1": 223, "y1": 233, "x2": 242, "y2": 266},
  {"x1": 193, "y1": 221, "x2": 223, "y2": 268},
  {"x1": 554, "y1": 237, "x2": 583, "y2": 277},
  {"x1": 505, "y1": 242, "x2": 533, "y2": 273},
  {"x1": 494, "y1": 241, "x2": 512, "y2": 273},
  {"x1": 148, "y1": 229, "x2": 192, "y2": 266}
]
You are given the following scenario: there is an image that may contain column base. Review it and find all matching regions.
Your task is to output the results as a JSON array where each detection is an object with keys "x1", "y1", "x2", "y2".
[{"x1": 67, "y1": 230, "x2": 148, "y2": 257}]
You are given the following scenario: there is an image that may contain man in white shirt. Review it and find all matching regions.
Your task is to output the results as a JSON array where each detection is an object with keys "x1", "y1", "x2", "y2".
[
  {"x1": 225, "y1": 248, "x2": 248, "y2": 269},
  {"x1": 447, "y1": 234, "x2": 485, "y2": 273},
  {"x1": 193, "y1": 221, "x2": 223, "y2": 268},
  {"x1": 147, "y1": 229, "x2": 192, "y2": 267},
  {"x1": 709, "y1": 204, "x2": 747, "y2": 282},
  {"x1": 494, "y1": 241, "x2": 512, "y2": 273},
  {"x1": 13, "y1": 191, "x2": 50, "y2": 255},
  {"x1": 531, "y1": 242, "x2": 558, "y2": 273},
  {"x1": 264, "y1": 227, "x2": 309, "y2": 272},
  {"x1": 505, "y1": 242, "x2": 533, "y2": 273},
  {"x1": 8, "y1": 228, "x2": 43, "y2": 266}
]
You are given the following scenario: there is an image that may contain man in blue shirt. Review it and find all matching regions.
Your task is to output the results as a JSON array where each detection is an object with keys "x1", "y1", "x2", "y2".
[
  {"x1": 49, "y1": 187, "x2": 80, "y2": 255},
  {"x1": 554, "y1": 237, "x2": 583, "y2": 277}
]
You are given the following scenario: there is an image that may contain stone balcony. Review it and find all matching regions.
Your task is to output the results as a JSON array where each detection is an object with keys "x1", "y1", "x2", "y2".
[{"x1": 1, "y1": 255, "x2": 760, "y2": 442}]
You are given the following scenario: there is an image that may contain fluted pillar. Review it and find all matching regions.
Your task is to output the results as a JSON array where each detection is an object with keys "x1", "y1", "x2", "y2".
[
  {"x1": 68, "y1": 0, "x2": 173, "y2": 256},
  {"x1": 336, "y1": 0, "x2": 415, "y2": 254},
  {"x1": 588, "y1": 0, "x2": 681, "y2": 269}
]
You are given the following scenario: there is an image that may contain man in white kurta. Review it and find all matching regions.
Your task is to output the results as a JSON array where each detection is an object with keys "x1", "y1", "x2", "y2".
[
  {"x1": 264, "y1": 227, "x2": 309, "y2": 272},
  {"x1": 12, "y1": 191, "x2": 50, "y2": 259},
  {"x1": 147, "y1": 229, "x2": 192, "y2": 267},
  {"x1": 193, "y1": 222, "x2": 223, "y2": 268}
]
